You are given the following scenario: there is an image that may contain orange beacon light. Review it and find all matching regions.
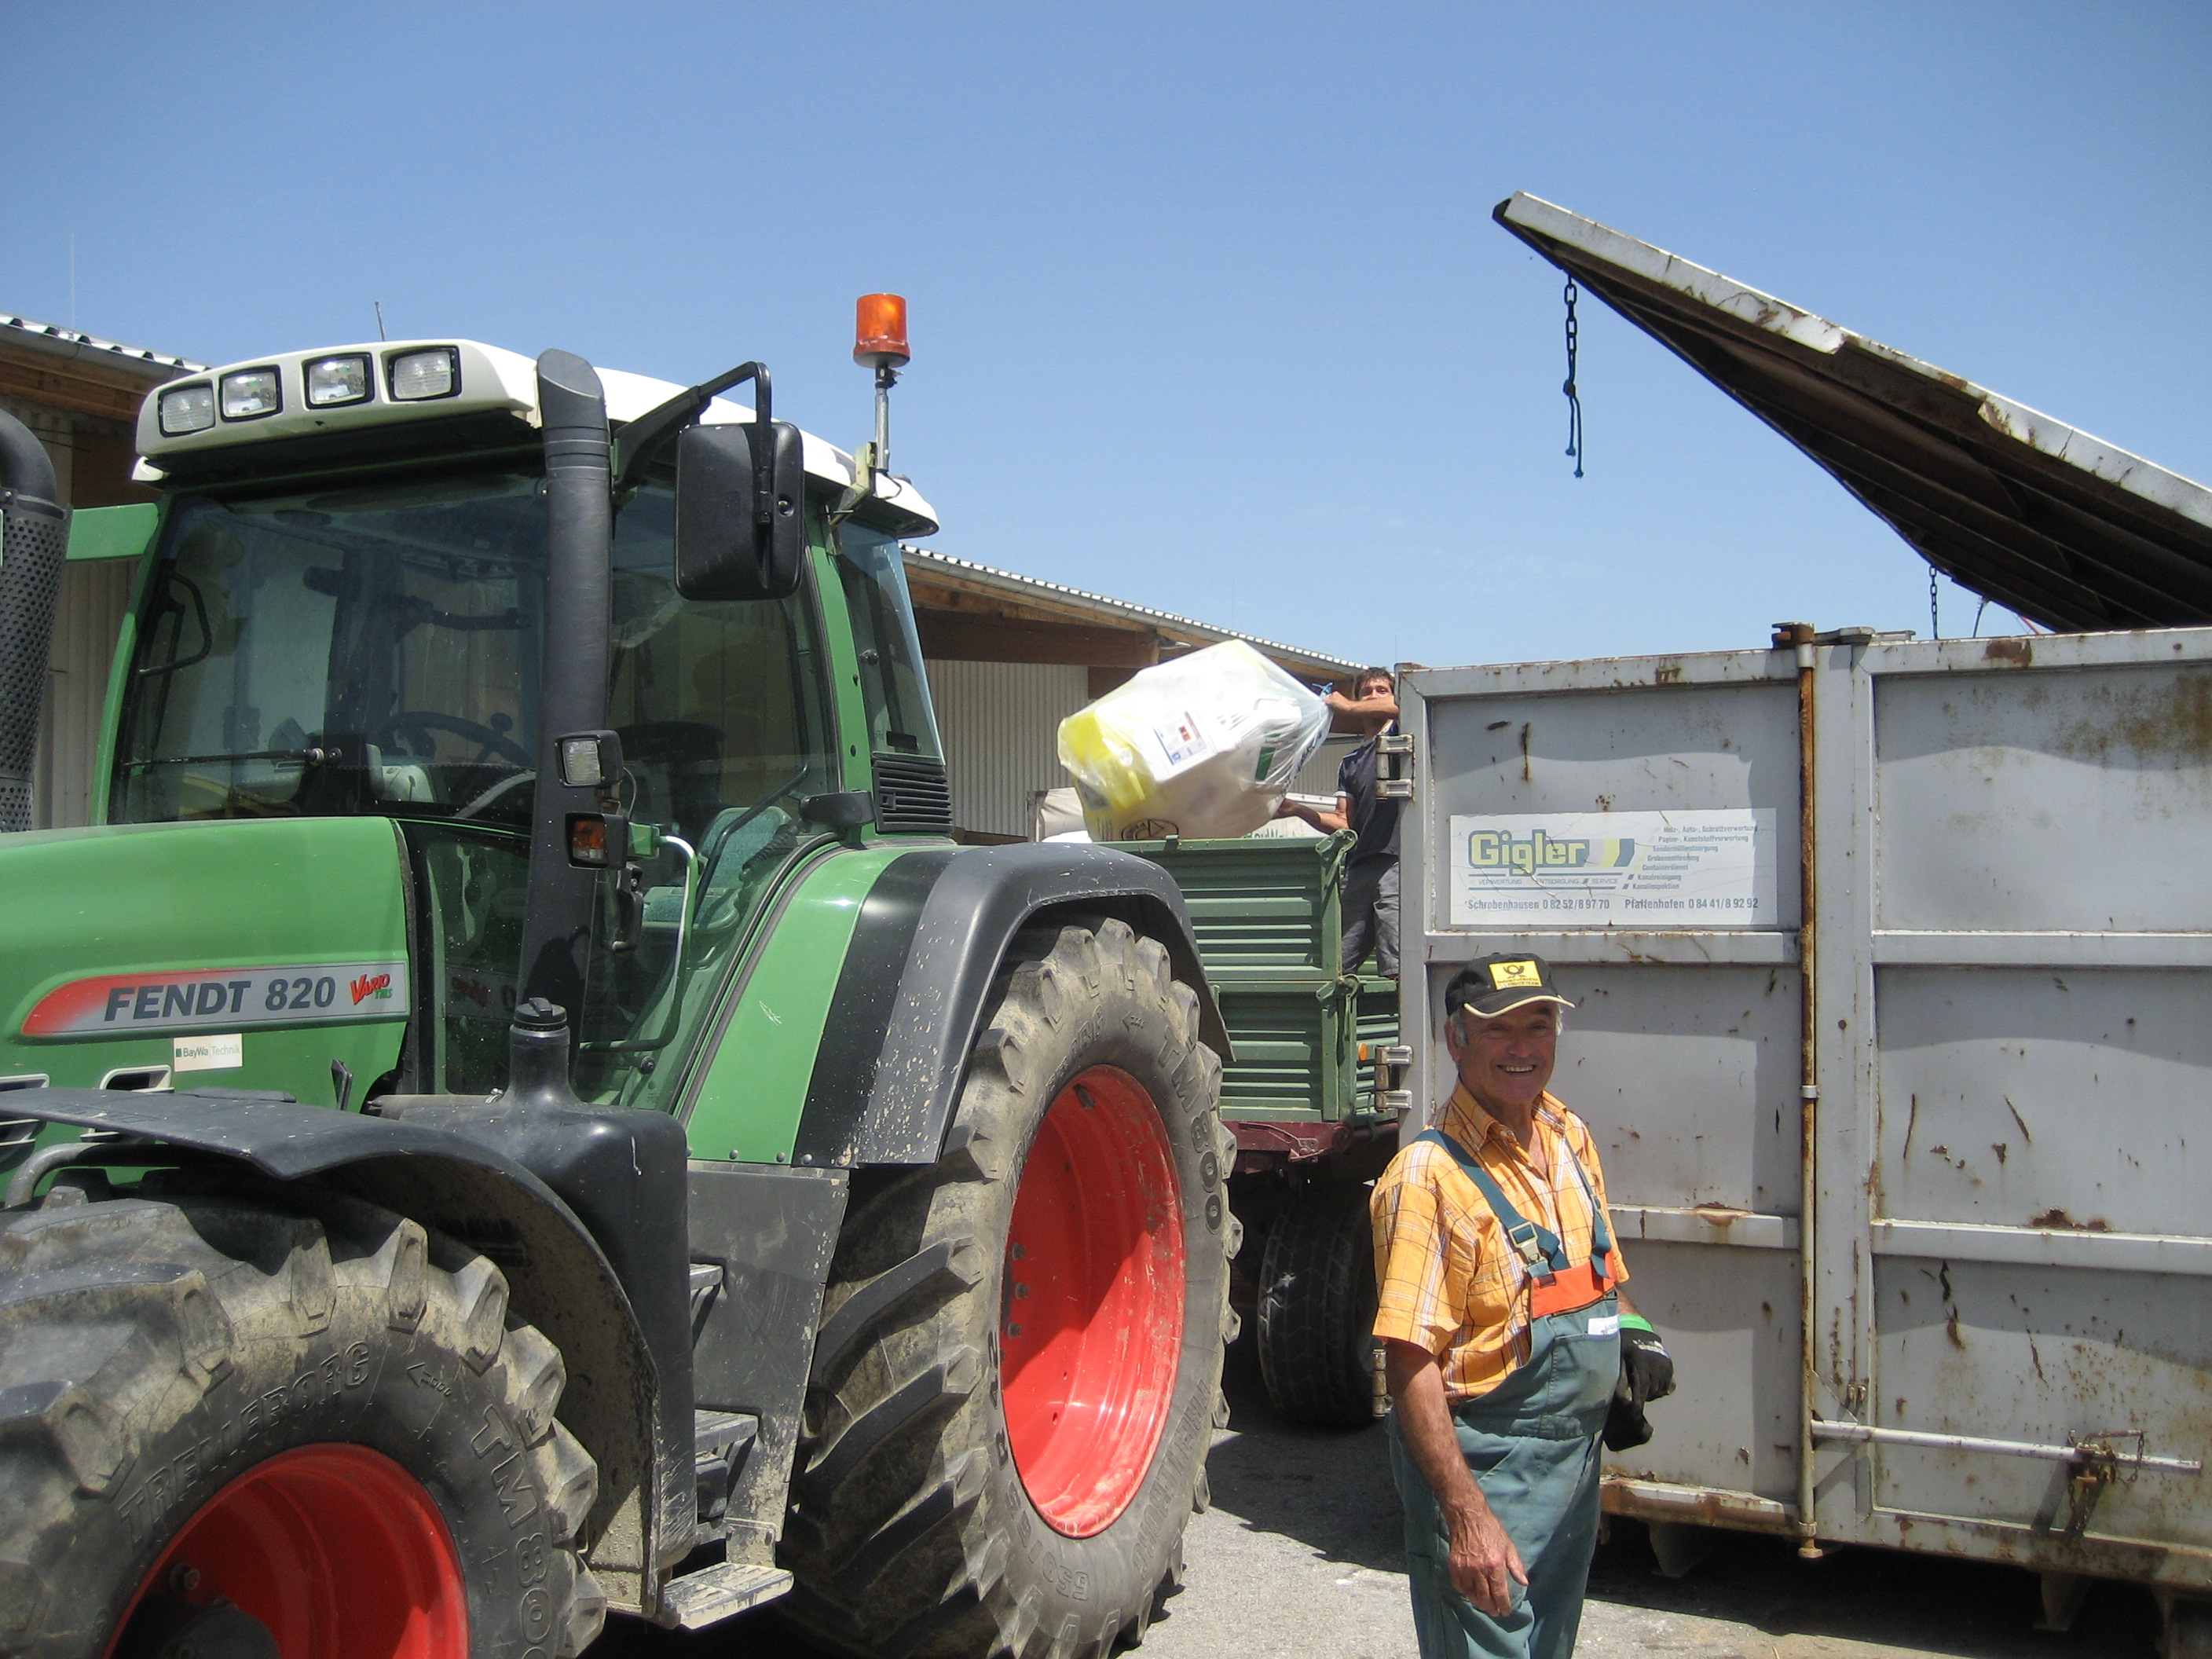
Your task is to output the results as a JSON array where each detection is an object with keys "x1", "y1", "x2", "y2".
[{"x1": 855, "y1": 294, "x2": 910, "y2": 370}]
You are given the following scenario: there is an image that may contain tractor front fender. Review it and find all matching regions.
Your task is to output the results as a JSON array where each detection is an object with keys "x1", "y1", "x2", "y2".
[
  {"x1": 0, "y1": 1088, "x2": 660, "y2": 1572},
  {"x1": 794, "y1": 842, "x2": 1230, "y2": 1168}
]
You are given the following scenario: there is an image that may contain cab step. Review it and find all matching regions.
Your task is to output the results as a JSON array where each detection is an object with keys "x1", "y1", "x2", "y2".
[{"x1": 661, "y1": 1560, "x2": 794, "y2": 1630}]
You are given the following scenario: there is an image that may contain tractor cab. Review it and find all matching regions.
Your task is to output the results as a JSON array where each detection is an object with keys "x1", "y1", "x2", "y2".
[{"x1": 109, "y1": 340, "x2": 947, "y2": 1102}]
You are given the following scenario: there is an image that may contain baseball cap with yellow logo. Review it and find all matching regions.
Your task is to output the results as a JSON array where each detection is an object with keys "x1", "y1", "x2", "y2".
[{"x1": 1444, "y1": 952, "x2": 1576, "y2": 1019}]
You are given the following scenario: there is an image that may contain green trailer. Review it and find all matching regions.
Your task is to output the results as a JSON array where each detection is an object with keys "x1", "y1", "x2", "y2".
[
  {"x1": 0, "y1": 324, "x2": 1237, "y2": 1658},
  {"x1": 1112, "y1": 833, "x2": 1404, "y2": 1428}
]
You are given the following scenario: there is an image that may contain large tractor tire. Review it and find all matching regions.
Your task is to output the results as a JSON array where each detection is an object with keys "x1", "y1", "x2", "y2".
[
  {"x1": 1255, "y1": 1183, "x2": 1379, "y2": 1429},
  {"x1": 0, "y1": 1183, "x2": 603, "y2": 1659},
  {"x1": 785, "y1": 917, "x2": 1238, "y2": 1659}
]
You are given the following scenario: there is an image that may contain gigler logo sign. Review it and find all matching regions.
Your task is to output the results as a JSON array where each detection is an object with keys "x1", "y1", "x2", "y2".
[
  {"x1": 1464, "y1": 827, "x2": 1638, "y2": 876},
  {"x1": 1448, "y1": 808, "x2": 1774, "y2": 928}
]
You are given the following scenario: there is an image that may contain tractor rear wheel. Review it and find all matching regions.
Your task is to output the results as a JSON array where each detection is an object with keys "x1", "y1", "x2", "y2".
[
  {"x1": 1255, "y1": 1182, "x2": 1381, "y2": 1429},
  {"x1": 0, "y1": 1184, "x2": 602, "y2": 1659},
  {"x1": 784, "y1": 917, "x2": 1237, "y2": 1659}
]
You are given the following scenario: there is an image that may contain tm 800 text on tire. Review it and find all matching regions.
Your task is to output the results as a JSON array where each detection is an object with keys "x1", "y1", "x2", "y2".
[
  {"x1": 785, "y1": 917, "x2": 1240, "y2": 1659},
  {"x1": 0, "y1": 1184, "x2": 602, "y2": 1659}
]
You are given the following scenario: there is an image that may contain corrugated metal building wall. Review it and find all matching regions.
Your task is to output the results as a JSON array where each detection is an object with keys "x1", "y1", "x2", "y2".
[
  {"x1": 5, "y1": 315, "x2": 199, "y2": 830},
  {"x1": 924, "y1": 660, "x2": 1090, "y2": 838},
  {"x1": 35, "y1": 561, "x2": 134, "y2": 830}
]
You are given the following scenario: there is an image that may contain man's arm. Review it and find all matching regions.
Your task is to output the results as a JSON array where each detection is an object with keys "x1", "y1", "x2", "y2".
[
  {"x1": 1383, "y1": 1339, "x2": 1527, "y2": 1617},
  {"x1": 1273, "y1": 792, "x2": 1351, "y2": 833},
  {"x1": 1326, "y1": 687, "x2": 1400, "y2": 720}
]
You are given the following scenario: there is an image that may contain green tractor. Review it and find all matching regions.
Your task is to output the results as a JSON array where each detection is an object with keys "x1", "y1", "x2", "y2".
[{"x1": 0, "y1": 315, "x2": 1236, "y2": 1657}]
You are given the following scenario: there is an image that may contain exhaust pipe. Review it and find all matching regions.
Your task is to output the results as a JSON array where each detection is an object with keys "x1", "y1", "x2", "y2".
[
  {"x1": 0, "y1": 410, "x2": 68, "y2": 833},
  {"x1": 516, "y1": 351, "x2": 616, "y2": 1014}
]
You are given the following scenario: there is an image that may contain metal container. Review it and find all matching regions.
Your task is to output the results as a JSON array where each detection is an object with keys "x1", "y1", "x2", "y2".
[{"x1": 1399, "y1": 624, "x2": 2212, "y2": 1606}]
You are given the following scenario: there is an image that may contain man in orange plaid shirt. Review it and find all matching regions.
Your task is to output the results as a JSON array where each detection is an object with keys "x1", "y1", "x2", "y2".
[{"x1": 1372, "y1": 954, "x2": 1675, "y2": 1658}]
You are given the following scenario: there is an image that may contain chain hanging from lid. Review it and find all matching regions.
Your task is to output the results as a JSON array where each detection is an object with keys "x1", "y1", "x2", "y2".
[{"x1": 1562, "y1": 277, "x2": 1585, "y2": 478}]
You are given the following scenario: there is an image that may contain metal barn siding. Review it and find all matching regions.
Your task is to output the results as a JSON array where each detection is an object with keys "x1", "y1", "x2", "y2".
[
  {"x1": 924, "y1": 659, "x2": 1090, "y2": 839},
  {"x1": 32, "y1": 558, "x2": 134, "y2": 830},
  {"x1": 1293, "y1": 736, "x2": 1357, "y2": 800},
  {"x1": 1401, "y1": 626, "x2": 2211, "y2": 1596}
]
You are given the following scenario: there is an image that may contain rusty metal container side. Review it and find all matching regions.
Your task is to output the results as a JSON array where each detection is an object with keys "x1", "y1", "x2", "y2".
[{"x1": 1399, "y1": 626, "x2": 2212, "y2": 1593}]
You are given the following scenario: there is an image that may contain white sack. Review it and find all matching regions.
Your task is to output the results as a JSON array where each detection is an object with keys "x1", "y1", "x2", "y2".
[{"x1": 1056, "y1": 639, "x2": 1330, "y2": 841}]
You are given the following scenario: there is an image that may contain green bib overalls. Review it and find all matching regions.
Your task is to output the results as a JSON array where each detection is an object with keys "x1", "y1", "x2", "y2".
[{"x1": 1386, "y1": 1127, "x2": 1621, "y2": 1659}]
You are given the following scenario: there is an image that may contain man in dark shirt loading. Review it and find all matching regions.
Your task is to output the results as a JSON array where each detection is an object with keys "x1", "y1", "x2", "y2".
[{"x1": 1276, "y1": 665, "x2": 1401, "y2": 976}]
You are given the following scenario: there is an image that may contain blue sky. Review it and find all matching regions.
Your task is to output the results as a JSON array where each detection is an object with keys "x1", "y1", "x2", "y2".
[{"x1": 6, "y1": 2, "x2": 2206, "y2": 669}]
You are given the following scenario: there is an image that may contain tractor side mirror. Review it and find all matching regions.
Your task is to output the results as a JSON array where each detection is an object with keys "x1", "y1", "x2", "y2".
[{"x1": 673, "y1": 421, "x2": 806, "y2": 601}]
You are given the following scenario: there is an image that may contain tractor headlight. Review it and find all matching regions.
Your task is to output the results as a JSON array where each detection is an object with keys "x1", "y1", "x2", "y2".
[
  {"x1": 219, "y1": 368, "x2": 282, "y2": 421},
  {"x1": 388, "y1": 347, "x2": 460, "y2": 401},
  {"x1": 157, "y1": 383, "x2": 217, "y2": 436},
  {"x1": 306, "y1": 353, "x2": 372, "y2": 408}
]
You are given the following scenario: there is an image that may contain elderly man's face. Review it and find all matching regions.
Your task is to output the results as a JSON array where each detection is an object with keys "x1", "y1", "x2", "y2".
[{"x1": 1445, "y1": 1005, "x2": 1558, "y2": 1117}]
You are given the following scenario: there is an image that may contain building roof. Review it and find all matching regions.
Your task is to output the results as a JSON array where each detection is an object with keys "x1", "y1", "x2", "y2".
[
  {"x1": 903, "y1": 546, "x2": 1364, "y2": 681},
  {"x1": 2, "y1": 313, "x2": 206, "y2": 382},
  {"x1": 1494, "y1": 193, "x2": 2212, "y2": 632}
]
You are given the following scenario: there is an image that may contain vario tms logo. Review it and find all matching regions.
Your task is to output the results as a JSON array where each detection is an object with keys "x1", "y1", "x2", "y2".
[{"x1": 1463, "y1": 827, "x2": 1638, "y2": 877}]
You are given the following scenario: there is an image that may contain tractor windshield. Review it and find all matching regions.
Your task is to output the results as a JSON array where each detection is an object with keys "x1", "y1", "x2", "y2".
[
  {"x1": 114, "y1": 474, "x2": 552, "y2": 827},
  {"x1": 110, "y1": 472, "x2": 839, "y2": 840}
]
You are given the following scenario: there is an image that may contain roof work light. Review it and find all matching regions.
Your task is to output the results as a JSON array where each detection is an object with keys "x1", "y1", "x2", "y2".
[
  {"x1": 157, "y1": 383, "x2": 216, "y2": 436},
  {"x1": 854, "y1": 294, "x2": 909, "y2": 476},
  {"x1": 306, "y1": 353, "x2": 373, "y2": 408},
  {"x1": 389, "y1": 347, "x2": 460, "y2": 401},
  {"x1": 219, "y1": 368, "x2": 282, "y2": 421}
]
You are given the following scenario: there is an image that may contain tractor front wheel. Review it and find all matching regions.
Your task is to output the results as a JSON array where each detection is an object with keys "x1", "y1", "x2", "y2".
[
  {"x1": 786, "y1": 917, "x2": 1237, "y2": 1658},
  {"x1": 0, "y1": 1185, "x2": 602, "y2": 1659}
]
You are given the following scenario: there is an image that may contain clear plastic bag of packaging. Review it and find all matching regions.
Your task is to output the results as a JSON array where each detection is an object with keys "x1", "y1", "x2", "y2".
[{"x1": 1057, "y1": 639, "x2": 1330, "y2": 840}]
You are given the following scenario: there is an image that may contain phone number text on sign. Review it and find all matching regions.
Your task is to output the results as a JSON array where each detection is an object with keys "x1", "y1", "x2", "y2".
[
  {"x1": 22, "y1": 961, "x2": 411, "y2": 1037},
  {"x1": 1447, "y1": 810, "x2": 1776, "y2": 928}
]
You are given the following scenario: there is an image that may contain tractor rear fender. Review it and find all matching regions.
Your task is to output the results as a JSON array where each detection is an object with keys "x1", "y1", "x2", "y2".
[
  {"x1": 0, "y1": 1087, "x2": 662, "y2": 1585},
  {"x1": 793, "y1": 842, "x2": 1231, "y2": 1168}
]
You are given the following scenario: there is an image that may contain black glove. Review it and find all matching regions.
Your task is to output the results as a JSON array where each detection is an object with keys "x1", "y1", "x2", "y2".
[
  {"x1": 1622, "y1": 1320, "x2": 1675, "y2": 1402},
  {"x1": 1602, "y1": 1318, "x2": 1675, "y2": 1452}
]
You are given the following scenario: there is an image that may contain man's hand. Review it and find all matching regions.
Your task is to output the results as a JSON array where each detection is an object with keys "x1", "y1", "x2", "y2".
[
  {"x1": 1384, "y1": 1339, "x2": 1528, "y2": 1617},
  {"x1": 1441, "y1": 1492, "x2": 1529, "y2": 1614}
]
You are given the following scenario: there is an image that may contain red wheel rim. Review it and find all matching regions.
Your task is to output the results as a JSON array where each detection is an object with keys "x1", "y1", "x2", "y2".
[
  {"x1": 108, "y1": 1443, "x2": 467, "y2": 1659},
  {"x1": 1002, "y1": 1064, "x2": 1187, "y2": 1537}
]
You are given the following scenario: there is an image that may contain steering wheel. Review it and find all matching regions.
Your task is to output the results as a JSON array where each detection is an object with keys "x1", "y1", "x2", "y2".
[{"x1": 376, "y1": 711, "x2": 533, "y2": 769}]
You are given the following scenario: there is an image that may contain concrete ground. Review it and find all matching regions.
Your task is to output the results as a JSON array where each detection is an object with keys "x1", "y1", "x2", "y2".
[{"x1": 591, "y1": 1336, "x2": 2168, "y2": 1658}]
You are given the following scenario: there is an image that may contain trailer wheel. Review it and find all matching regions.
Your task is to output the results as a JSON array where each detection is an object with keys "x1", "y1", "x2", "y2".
[
  {"x1": 785, "y1": 917, "x2": 1237, "y2": 1659},
  {"x1": 1255, "y1": 1183, "x2": 1380, "y2": 1429},
  {"x1": 0, "y1": 1186, "x2": 603, "y2": 1659}
]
